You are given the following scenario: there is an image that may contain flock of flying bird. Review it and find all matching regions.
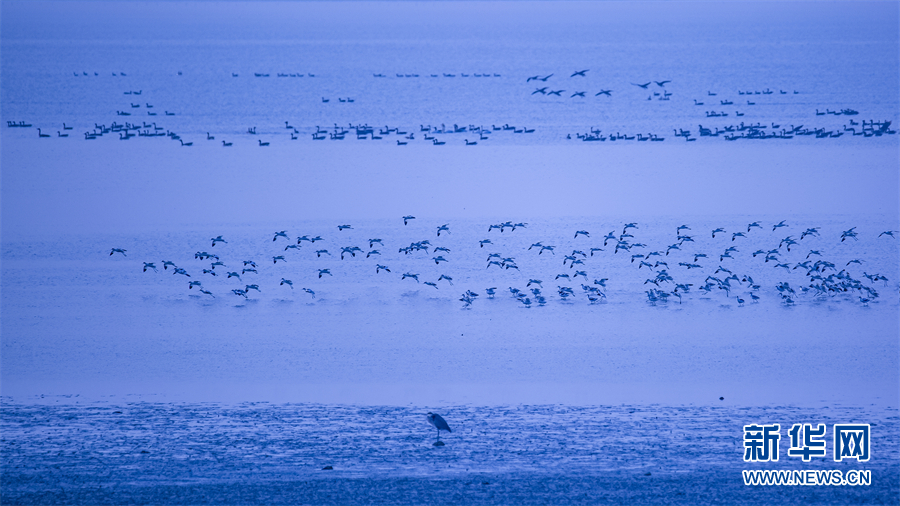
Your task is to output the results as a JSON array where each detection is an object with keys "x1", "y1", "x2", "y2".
[
  {"x1": 528, "y1": 70, "x2": 671, "y2": 99},
  {"x1": 111, "y1": 217, "x2": 896, "y2": 309}
]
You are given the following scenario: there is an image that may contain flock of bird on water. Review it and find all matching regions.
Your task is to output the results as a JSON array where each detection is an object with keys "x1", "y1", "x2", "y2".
[
  {"x1": 18, "y1": 71, "x2": 900, "y2": 310},
  {"x1": 110, "y1": 217, "x2": 896, "y2": 310},
  {"x1": 8, "y1": 70, "x2": 895, "y2": 145}
]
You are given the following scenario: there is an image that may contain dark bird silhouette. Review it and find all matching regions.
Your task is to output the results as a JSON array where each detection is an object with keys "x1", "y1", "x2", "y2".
[{"x1": 426, "y1": 412, "x2": 452, "y2": 445}]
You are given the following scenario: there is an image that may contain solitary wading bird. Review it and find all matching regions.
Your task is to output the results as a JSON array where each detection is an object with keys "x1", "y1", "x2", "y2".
[{"x1": 426, "y1": 412, "x2": 452, "y2": 445}]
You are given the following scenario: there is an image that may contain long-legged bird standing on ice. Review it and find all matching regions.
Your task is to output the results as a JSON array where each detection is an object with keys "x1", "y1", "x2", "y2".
[{"x1": 426, "y1": 412, "x2": 452, "y2": 445}]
